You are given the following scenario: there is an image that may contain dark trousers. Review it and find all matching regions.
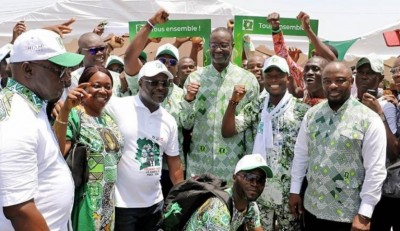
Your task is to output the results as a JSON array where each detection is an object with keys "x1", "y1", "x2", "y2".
[
  {"x1": 371, "y1": 195, "x2": 400, "y2": 231},
  {"x1": 304, "y1": 209, "x2": 352, "y2": 231},
  {"x1": 115, "y1": 201, "x2": 163, "y2": 231}
]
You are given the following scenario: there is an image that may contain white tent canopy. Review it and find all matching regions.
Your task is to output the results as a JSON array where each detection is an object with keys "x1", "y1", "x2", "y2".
[
  {"x1": 0, "y1": 0, "x2": 254, "y2": 46},
  {"x1": 1, "y1": 0, "x2": 399, "y2": 61},
  {"x1": 344, "y1": 21, "x2": 400, "y2": 61}
]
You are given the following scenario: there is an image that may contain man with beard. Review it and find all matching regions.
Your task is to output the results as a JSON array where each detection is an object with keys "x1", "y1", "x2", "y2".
[
  {"x1": 184, "y1": 154, "x2": 272, "y2": 231},
  {"x1": 289, "y1": 61, "x2": 386, "y2": 231},
  {"x1": 181, "y1": 27, "x2": 259, "y2": 183},
  {"x1": 222, "y1": 55, "x2": 310, "y2": 230},
  {"x1": 0, "y1": 29, "x2": 83, "y2": 230}
]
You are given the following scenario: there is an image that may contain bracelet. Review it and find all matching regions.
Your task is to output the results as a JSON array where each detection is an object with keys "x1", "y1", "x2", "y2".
[
  {"x1": 229, "y1": 99, "x2": 239, "y2": 106},
  {"x1": 271, "y1": 28, "x2": 281, "y2": 34},
  {"x1": 146, "y1": 20, "x2": 155, "y2": 29},
  {"x1": 55, "y1": 119, "x2": 68, "y2": 125}
]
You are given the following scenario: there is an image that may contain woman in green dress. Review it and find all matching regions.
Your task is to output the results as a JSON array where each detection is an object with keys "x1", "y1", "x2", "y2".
[{"x1": 54, "y1": 65, "x2": 123, "y2": 230}]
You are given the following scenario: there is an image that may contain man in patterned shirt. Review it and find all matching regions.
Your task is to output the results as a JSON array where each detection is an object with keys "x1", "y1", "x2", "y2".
[
  {"x1": 289, "y1": 61, "x2": 386, "y2": 231},
  {"x1": 222, "y1": 55, "x2": 310, "y2": 230},
  {"x1": 181, "y1": 27, "x2": 260, "y2": 182},
  {"x1": 184, "y1": 154, "x2": 273, "y2": 231}
]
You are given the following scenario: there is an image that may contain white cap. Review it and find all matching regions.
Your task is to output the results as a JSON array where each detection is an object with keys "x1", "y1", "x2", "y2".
[
  {"x1": 262, "y1": 55, "x2": 289, "y2": 74},
  {"x1": 10, "y1": 29, "x2": 83, "y2": 67},
  {"x1": 0, "y1": 43, "x2": 12, "y2": 62},
  {"x1": 234, "y1": 154, "x2": 273, "y2": 178},
  {"x1": 106, "y1": 55, "x2": 124, "y2": 67},
  {"x1": 356, "y1": 53, "x2": 384, "y2": 75},
  {"x1": 156, "y1": 43, "x2": 179, "y2": 60},
  {"x1": 138, "y1": 60, "x2": 173, "y2": 81}
]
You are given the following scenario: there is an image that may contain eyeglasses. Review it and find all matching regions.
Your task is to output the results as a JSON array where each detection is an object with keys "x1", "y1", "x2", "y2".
[
  {"x1": 390, "y1": 66, "x2": 400, "y2": 75},
  {"x1": 141, "y1": 79, "x2": 171, "y2": 88},
  {"x1": 30, "y1": 62, "x2": 68, "y2": 79},
  {"x1": 210, "y1": 43, "x2": 231, "y2": 50},
  {"x1": 158, "y1": 57, "x2": 177, "y2": 66},
  {"x1": 237, "y1": 172, "x2": 266, "y2": 185},
  {"x1": 81, "y1": 46, "x2": 107, "y2": 55}
]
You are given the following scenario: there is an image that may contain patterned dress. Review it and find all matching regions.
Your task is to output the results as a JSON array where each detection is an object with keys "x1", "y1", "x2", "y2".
[
  {"x1": 184, "y1": 188, "x2": 262, "y2": 231},
  {"x1": 67, "y1": 106, "x2": 123, "y2": 231},
  {"x1": 236, "y1": 94, "x2": 310, "y2": 231}
]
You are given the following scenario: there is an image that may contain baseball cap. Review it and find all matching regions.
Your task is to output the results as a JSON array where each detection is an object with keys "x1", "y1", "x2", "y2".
[
  {"x1": 10, "y1": 29, "x2": 84, "y2": 67},
  {"x1": 0, "y1": 43, "x2": 12, "y2": 62},
  {"x1": 155, "y1": 43, "x2": 179, "y2": 60},
  {"x1": 106, "y1": 55, "x2": 124, "y2": 68},
  {"x1": 137, "y1": 60, "x2": 173, "y2": 81},
  {"x1": 262, "y1": 55, "x2": 289, "y2": 74},
  {"x1": 356, "y1": 53, "x2": 384, "y2": 75},
  {"x1": 234, "y1": 154, "x2": 273, "y2": 178}
]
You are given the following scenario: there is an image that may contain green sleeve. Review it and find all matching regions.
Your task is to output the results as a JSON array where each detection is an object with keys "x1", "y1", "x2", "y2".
[{"x1": 66, "y1": 108, "x2": 80, "y2": 141}]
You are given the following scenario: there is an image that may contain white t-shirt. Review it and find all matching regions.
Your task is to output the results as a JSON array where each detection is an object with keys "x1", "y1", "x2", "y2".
[
  {"x1": 106, "y1": 95, "x2": 179, "y2": 208},
  {"x1": 0, "y1": 94, "x2": 74, "y2": 230}
]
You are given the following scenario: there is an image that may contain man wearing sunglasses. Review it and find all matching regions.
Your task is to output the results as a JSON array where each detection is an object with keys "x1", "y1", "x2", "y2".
[
  {"x1": 106, "y1": 60, "x2": 184, "y2": 231},
  {"x1": 67, "y1": 32, "x2": 122, "y2": 97},
  {"x1": 185, "y1": 154, "x2": 272, "y2": 230},
  {"x1": 123, "y1": 9, "x2": 187, "y2": 201},
  {"x1": 0, "y1": 29, "x2": 84, "y2": 230}
]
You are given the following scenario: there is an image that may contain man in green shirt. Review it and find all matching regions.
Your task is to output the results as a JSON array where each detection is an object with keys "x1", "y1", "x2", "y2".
[{"x1": 181, "y1": 27, "x2": 260, "y2": 182}]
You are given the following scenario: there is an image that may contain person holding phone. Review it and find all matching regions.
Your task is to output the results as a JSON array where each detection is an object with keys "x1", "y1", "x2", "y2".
[{"x1": 356, "y1": 54, "x2": 400, "y2": 231}]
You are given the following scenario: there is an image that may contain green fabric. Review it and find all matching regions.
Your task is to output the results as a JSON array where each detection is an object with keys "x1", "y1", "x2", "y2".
[
  {"x1": 180, "y1": 63, "x2": 260, "y2": 183},
  {"x1": 304, "y1": 97, "x2": 371, "y2": 223},
  {"x1": 323, "y1": 38, "x2": 360, "y2": 61},
  {"x1": 184, "y1": 188, "x2": 261, "y2": 231},
  {"x1": 68, "y1": 106, "x2": 123, "y2": 230}
]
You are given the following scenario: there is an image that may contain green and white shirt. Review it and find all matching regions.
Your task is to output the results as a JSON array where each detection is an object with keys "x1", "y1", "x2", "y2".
[
  {"x1": 180, "y1": 63, "x2": 259, "y2": 182},
  {"x1": 184, "y1": 188, "x2": 262, "y2": 231}
]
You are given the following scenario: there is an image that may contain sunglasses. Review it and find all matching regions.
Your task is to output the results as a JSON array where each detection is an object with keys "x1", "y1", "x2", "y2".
[
  {"x1": 142, "y1": 79, "x2": 171, "y2": 88},
  {"x1": 158, "y1": 57, "x2": 177, "y2": 66},
  {"x1": 30, "y1": 62, "x2": 68, "y2": 79},
  {"x1": 238, "y1": 172, "x2": 266, "y2": 185},
  {"x1": 81, "y1": 46, "x2": 107, "y2": 55}
]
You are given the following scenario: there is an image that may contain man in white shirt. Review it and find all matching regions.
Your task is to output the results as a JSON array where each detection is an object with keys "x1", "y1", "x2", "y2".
[
  {"x1": 106, "y1": 60, "x2": 184, "y2": 231},
  {"x1": 0, "y1": 29, "x2": 83, "y2": 231},
  {"x1": 289, "y1": 61, "x2": 387, "y2": 231}
]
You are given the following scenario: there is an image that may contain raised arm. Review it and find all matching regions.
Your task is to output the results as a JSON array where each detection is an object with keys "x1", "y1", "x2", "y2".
[
  {"x1": 297, "y1": 11, "x2": 337, "y2": 61},
  {"x1": 221, "y1": 85, "x2": 247, "y2": 137},
  {"x1": 124, "y1": 9, "x2": 169, "y2": 76},
  {"x1": 53, "y1": 83, "x2": 89, "y2": 155}
]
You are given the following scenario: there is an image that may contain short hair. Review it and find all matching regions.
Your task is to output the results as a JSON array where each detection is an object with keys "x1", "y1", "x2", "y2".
[
  {"x1": 211, "y1": 27, "x2": 234, "y2": 44},
  {"x1": 79, "y1": 65, "x2": 113, "y2": 86}
]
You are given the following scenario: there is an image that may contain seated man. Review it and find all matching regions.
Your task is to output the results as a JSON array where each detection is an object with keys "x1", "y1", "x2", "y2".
[{"x1": 184, "y1": 154, "x2": 273, "y2": 231}]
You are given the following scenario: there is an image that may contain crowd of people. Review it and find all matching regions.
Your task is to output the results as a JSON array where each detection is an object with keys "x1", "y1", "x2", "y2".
[{"x1": 0, "y1": 7, "x2": 399, "y2": 231}]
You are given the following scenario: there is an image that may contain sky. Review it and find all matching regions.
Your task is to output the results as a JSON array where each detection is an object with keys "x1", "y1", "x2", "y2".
[{"x1": 223, "y1": 0, "x2": 400, "y2": 41}]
